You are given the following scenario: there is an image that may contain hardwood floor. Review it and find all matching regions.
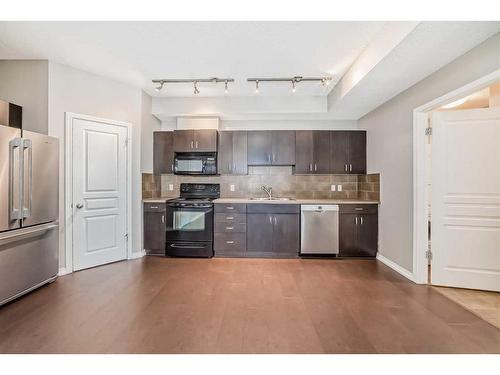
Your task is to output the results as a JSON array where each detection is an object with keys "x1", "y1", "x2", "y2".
[{"x1": 0, "y1": 257, "x2": 499, "y2": 354}]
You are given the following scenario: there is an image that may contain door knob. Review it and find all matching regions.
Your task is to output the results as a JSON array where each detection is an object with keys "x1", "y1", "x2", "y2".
[{"x1": 76, "y1": 203, "x2": 84, "y2": 209}]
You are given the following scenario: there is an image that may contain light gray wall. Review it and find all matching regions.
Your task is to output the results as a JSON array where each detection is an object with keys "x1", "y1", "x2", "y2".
[
  {"x1": 47, "y1": 61, "x2": 144, "y2": 266},
  {"x1": 359, "y1": 32, "x2": 500, "y2": 272},
  {"x1": 141, "y1": 91, "x2": 161, "y2": 173},
  {"x1": 0, "y1": 60, "x2": 49, "y2": 134}
]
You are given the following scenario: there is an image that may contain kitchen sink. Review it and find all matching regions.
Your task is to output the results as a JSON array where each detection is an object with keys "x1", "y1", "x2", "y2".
[{"x1": 249, "y1": 197, "x2": 295, "y2": 201}]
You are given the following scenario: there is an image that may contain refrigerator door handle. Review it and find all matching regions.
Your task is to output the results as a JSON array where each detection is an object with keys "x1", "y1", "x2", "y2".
[
  {"x1": 22, "y1": 139, "x2": 33, "y2": 219},
  {"x1": 9, "y1": 138, "x2": 23, "y2": 220},
  {"x1": 0, "y1": 223, "x2": 58, "y2": 246}
]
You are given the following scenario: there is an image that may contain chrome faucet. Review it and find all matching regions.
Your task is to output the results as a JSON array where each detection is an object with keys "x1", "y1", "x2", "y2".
[{"x1": 261, "y1": 185, "x2": 273, "y2": 199}]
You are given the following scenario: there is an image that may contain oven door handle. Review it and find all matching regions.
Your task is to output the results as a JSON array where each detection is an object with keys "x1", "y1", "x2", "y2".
[
  {"x1": 169, "y1": 244, "x2": 208, "y2": 249},
  {"x1": 167, "y1": 203, "x2": 213, "y2": 209}
]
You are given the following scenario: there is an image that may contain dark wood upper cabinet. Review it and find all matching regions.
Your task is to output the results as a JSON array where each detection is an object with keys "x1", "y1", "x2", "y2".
[
  {"x1": 295, "y1": 131, "x2": 314, "y2": 174},
  {"x1": 272, "y1": 131, "x2": 295, "y2": 165},
  {"x1": 247, "y1": 131, "x2": 273, "y2": 165},
  {"x1": 153, "y1": 131, "x2": 174, "y2": 175},
  {"x1": 294, "y1": 130, "x2": 330, "y2": 174},
  {"x1": 194, "y1": 129, "x2": 218, "y2": 152},
  {"x1": 247, "y1": 131, "x2": 295, "y2": 166},
  {"x1": 173, "y1": 130, "x2": 194, "y2": 152},
  {"x1": 173, "y1": 129, "x2": 217, "y2": 152},
  {"x1": 331, "y1": 131, "x2": 366, "y2": 174},
  {"x1": 218, "y1": 131, "x2": 248, "y2": 175}
]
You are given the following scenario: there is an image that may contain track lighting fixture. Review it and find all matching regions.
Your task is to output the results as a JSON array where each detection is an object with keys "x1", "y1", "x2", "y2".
[
  {"x1": 247, "y1": 76, "x2": 333, "y2": 94},
  {"x1": 152, "y1": 77, "x2": 234, "y2": 95}
]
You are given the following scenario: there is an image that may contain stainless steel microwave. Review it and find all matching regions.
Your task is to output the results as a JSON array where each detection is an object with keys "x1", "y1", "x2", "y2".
[{"x1": 174, "y1": 152, "x2": 217, "y2": 175}]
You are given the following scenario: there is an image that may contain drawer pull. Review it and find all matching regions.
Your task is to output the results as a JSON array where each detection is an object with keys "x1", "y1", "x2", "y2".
[
  {"x1": 355, "y1": 207, "x2": 363, "y2": 211},
  {"x1": 226, "y1": 227, "x2": 234, "y2": 230},
  {"x1": 226, "y1": 206, "x2": 234, "y2": 210},
  {"x1": 226, "y1": 216, "x2": 234, "y2": 220},
  {"x1": 149, "y1": 206, "x2": 158, "y2": 209},
  {"x1": 226, "y1": 241, "x2": 234, "y2": 244}
]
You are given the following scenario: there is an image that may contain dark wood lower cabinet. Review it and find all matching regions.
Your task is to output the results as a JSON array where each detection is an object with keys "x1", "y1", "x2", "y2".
[
  {"x1": 272, "y1": 214, "x2": 300, "y2": 256},
  {"x1": 339, "y1": 205, "x2": 378, "y2": 257},
  {"x1": 246, "y1": 213, "x2": 274, "y2": 255},
  {"x1": 143, "y1": 203, "x2": 166, "y2": 256}
]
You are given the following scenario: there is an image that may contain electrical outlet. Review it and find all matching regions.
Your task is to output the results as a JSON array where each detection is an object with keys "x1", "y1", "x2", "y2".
[
  {"x1": 230, "y1": 184, "x2": 235, "y2": 192},
  {"x1": 330, "y1": 184, "x2": 336, "y2": 192},
  {"x1": 337, "y1": 184, "x2": 342, "y2": 192},
  {"x1": 168, "y1": 184, "x2": 174, "y2": 191}
]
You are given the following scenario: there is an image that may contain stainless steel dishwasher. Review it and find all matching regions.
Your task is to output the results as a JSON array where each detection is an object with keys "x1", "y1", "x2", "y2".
[{"x1": 300, "y1": 205, "x2": 339, "y2": 255}]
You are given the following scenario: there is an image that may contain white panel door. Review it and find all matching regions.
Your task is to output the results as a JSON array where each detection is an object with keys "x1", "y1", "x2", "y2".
[
  {"x1": 431, "y1": 108, "x2": 500, "y2": 291},
  {"x1": 72, "y1": 118, "x2": 128, "y2": 271}
]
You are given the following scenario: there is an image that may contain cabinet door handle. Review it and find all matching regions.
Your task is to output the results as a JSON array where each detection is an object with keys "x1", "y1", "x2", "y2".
[
  {"x1": 267, "y1": 154, "x2": 271, "y2": 163},
  {"x1": 355, "y1": 217, "x2": 358, "y2": 225},
  {"x1": 226, "y1": 241, "x2": 234, "y2": 244},
  {"x1": 360, "y1": 217, "x2": 363, "y2": 225},
  {"x1": 350, "y1": 164, "x2": 353, "y2": 172},
  {"x1": 314, "y1": 163, "x2": 317, "y2": 172},
  {"x1": 195, "y1": 141, "x2": 198, "y2": 149},
  {"x1": 344, "y1": 164, "x2": 348, "y2": 172},
  {"x1": 171, "y1": 164, "x2": 174, "y2": 172},
  {"x1": 274, "y1": 216, "x2": 277, "y2": 225},
  {"x1": 190, "y1": 141, "x2": 194, "y2": 149},
  {"x1": 161, "y1": 215, "x2": 165, "y2": 223},
  {"x1": 228, "y1": 163, "x2": 231, "y2": 172},
  {"x1": 309, "y1": 163, "x2": 313, "y2": 172},
  {"x1": 273, "y1": 154, "x2": 276, "y2": 162},
  {"x1": 226, "y1": 226, "x2": 234, "y2": 230},
  {"x1": 269, "y1": 216, "x2": 272, "y2": 225}
]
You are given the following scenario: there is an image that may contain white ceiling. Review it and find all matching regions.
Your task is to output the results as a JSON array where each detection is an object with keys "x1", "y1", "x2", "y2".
[
  {"x1": 0, "y1": 21, "x2": 499, "y2": 120},
  {"x1": 0, "y1": 21, "x2": 384, "y2": 97}
]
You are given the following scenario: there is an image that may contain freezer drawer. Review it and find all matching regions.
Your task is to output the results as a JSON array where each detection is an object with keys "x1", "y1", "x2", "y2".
[
  {"x1": 0, "y1": 223, "x2": 59, "y2": 306},
  {"x1": 300, "y1": 205, "x2": 339, "y2": 255}
]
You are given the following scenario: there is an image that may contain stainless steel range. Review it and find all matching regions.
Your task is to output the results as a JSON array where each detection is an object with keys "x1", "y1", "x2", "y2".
[{"x1": 165, "y1": 183, "x2": 220, "y2": 258}]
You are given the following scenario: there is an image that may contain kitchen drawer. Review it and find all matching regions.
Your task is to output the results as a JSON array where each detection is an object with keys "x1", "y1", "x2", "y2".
[
  {"x1": 214, "y1": 233, "x2": 246, "y2": 253},
  {"x1": 214, "y1": 222, "x2": 247, "y2": 233},
  {"x1": 215, "y1": 213, "x2": 246, "y2": 224},
  {"x1": 144, "y1": 202, "x2": 166, "y2": 212},
  {"x1": 214, "y1": 203, "x2": 247, "y2": 213},
  {"x1": 339, "y1": 204, "x2": 378, "y2": 214},
  {"x1": 247, "y1": 203, "x2": 300, "y2": 214}
]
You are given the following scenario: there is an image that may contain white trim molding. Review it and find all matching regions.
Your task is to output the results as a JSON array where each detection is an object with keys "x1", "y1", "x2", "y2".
[
  {"x1": 411, "y1": 68, "x2": 500, "y2": 284},
  {"x1": 129, "y1": 251, "x2": 146, "y2": 260},
  {"x1": 64, "y1": 112, "x2": 133, "y2": 274},
  {"x1": 376, "y1": 253, "x2": 415, "y2": 282},
  {"x1": 58, "y1": 267, "x2": 71, "y2": 277}
]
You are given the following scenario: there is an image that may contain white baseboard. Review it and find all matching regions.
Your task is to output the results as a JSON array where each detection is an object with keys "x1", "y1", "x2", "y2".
[
  {"x1": 129, "y1": 250, "x2": 146, "y2": 260},
  {"x1": 58, "y1": 267, "x2": 71, "y2": 276},
  {"x1": 376, "y1": 253, "x2": 415, "y2": 283}
]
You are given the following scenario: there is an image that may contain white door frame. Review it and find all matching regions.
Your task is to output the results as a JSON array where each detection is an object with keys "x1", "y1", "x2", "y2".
[
  {"x1": 64, "y1": 112, "x2": 132, "y2": 274},
  {"x1": 412, "y1": 69, "x2": 500, "y2": 284}
]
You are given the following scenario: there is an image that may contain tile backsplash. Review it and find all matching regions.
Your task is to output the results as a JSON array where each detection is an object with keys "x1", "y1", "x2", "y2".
[{"x1": 142, "y1": 167, "x2": 380, "y2": 201}]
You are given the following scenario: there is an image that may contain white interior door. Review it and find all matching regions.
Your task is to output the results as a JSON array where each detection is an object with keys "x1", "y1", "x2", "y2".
[
  {"x1": 72, "y1": 118, "x2": 128, "y2": 271},
  {"x1": 431, "y1": 108, "x2": 500, "y2": 291}
]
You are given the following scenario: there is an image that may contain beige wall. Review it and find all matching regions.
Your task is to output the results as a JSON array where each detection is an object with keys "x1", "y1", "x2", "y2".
[
  {"x1": 359, "y1": 32, "x2": 500, "y2": 272},
  {"x1": 47, "y1": 61, "x2": 144, "y2": 266},
  {"x1": 0, "y1": 60, "x2": 49, "y2": 134},
  {"x1": 140, "y1": 91, "x2": 161, "y2": 173}
]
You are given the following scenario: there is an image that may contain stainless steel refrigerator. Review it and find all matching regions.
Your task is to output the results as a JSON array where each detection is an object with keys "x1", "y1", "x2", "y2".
[{"x1": 0, "y1": 100, "x2": 59, "y2": 306}]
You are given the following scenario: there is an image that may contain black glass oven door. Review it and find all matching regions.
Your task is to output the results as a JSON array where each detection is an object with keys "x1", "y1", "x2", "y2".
[{"x1": 165, "y1": 205, "x2": 213, "y2": 242}]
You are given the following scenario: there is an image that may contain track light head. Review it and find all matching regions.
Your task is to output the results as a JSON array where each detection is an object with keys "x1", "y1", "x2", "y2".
[
  {"x1": 224, "y1": 80, "x2": 228, "y2": 94},
  {"x1": 292, "y1": 79, "x2": 296, "y2": 93},
  {"x1": 193, "y1": 81, "x2": 200, "y2": 95},
  {"x1": 255, "y1": 80, "x2": 260, "y2": 94}
]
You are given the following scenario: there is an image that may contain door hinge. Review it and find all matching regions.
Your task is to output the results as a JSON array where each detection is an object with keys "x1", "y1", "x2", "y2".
[
  {"x1": 425, "y1": 127, "x2": 432, "y2": 136},
  {"x1": 425, "y1": 250, "x2": 432, "y2": 260}
]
